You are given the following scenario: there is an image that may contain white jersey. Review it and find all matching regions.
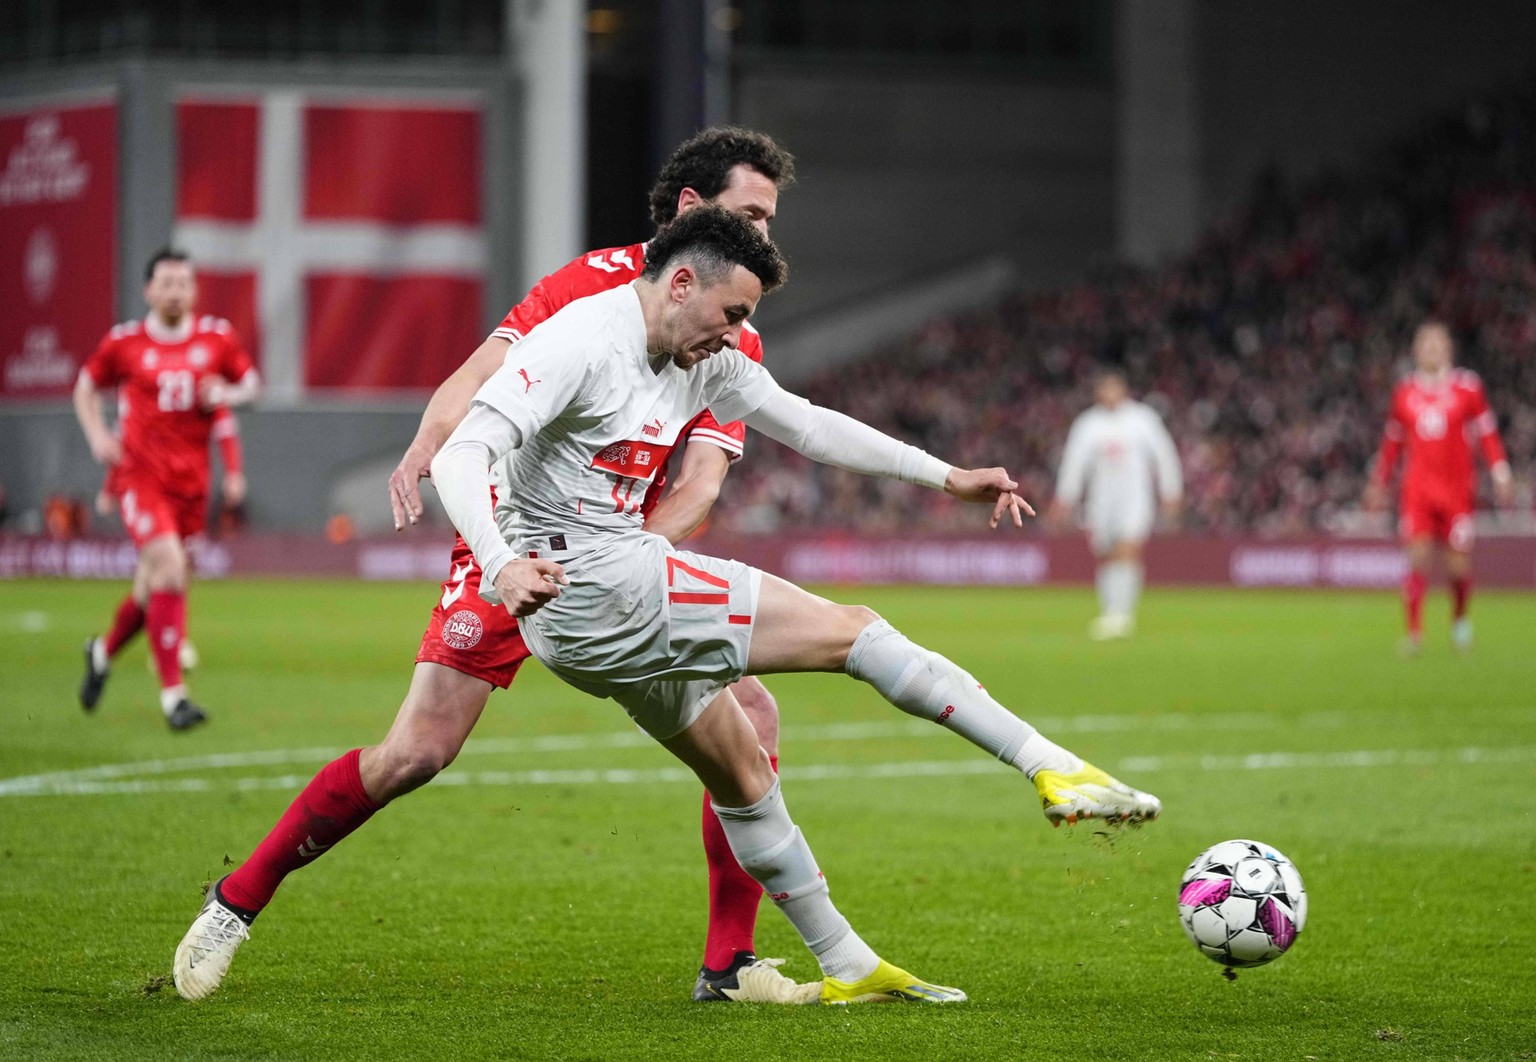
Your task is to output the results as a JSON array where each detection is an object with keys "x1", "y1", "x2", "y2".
[
  {"x1": 1055, "y1": 399, "x2": 1182, "y2": 519},
  {"x1": 473, "y1": 284, "x2": 775, "y2": 553}
]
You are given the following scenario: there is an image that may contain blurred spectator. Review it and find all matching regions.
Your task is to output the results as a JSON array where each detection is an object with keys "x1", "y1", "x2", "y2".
[{"x1": 717, "y1": 78, "x2": 1536, "y2": 536}]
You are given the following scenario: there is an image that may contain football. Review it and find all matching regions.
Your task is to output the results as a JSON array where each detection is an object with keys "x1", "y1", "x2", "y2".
[{"x1": 1178, "y1": 839, "x2": 1307, "y2": 968}]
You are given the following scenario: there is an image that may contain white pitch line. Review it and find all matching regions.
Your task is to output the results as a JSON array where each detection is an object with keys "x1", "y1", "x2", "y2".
[
  {"x1": 2, "y1": 745, "x2": 1531, "y2": 799},
  {"x1": 0, "y1": 710, "x2": 1324, "y2": 798}
]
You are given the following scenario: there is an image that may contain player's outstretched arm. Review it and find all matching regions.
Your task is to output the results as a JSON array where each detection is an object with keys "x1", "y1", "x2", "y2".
[
  {"x1": 390, "y1": 335, "x2": 512, "y2": 530},
  {"x1": 643, "y1": 441, "x2": 732, "y2": 545},
  {"x1": 72, "y1": 371, "x2": 122, "y2": 466},
  {"x1": 730, "y1": 382, "x2": 1035, "y2": 527}
]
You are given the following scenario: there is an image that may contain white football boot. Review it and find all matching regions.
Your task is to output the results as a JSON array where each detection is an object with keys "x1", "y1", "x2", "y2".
[{"x1": 173, "y1": 879, "x2": 251, "y2": 1001}]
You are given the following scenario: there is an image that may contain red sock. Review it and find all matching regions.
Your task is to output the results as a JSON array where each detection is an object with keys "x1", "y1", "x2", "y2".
[
  {"x1": 146, "y1": 590, "x2": 187, "y2": 689},
  {"x1": 103, "y1": 595, "x2": 146, "y2": 657},
  {"x1": 222, "y1": 749, "x2": 380, "y2": 914},
  {"x1": 701, "y1": 754, "x2": 778, "y2": 971},
  {"x1": 1404, "y1": 571, "x2": 1427, "y2": 637},
  {"x1": 1451, "y1": 576, "x2": 1471, "y2": 620}
]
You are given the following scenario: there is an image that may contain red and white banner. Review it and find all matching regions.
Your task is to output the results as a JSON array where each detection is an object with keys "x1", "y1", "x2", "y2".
[
  {"x1": 0, "y1": 96, "x2": 117, "y2": 401},
  {"x1": 173, "y1": 92, "x2": 485, "y2": 400}
]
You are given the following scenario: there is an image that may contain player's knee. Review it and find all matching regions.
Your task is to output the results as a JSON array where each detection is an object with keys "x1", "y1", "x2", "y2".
[
  {"x1": 733, "y1": 677, "x2": 780, "y2": 754},
  {"x1": 373, "y1": 740, "x2": 454, "y2": 801},
  {"x1": 823, "y1": 604, "x2": 882, "y2": 670}
]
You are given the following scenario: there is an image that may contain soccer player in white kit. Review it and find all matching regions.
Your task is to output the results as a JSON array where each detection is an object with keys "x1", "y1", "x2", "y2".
[
  {"x1": 428, "y1": 207, "x2": 1163, "y2": 1004},
  {"x1": 1050, "y1": 369, "x2": 1183, "y2": 640}
]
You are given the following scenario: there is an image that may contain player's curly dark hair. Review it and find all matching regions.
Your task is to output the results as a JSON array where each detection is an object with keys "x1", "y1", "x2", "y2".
[
  {"x1": 641, "y1": 204, "x2": 788, "y2": 293},
  {"x1": 648, "y1": 127, "x2": 795, "y2": 228},
  {"x1": 145, "y1": 246, "x2": 192, "y2": 281}
]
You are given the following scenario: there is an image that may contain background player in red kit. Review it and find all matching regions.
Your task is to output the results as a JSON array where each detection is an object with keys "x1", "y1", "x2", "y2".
[
  {"x1": 1365, "y1": 319, "x2": 1514, "y2": 653},
  {"x1": 95, "y1": 406, "x2": 246, "y2": 676},
  {"x1": 174, "y1": 130, "x2": 806, "y2": 1003},
  {"x1": 74, "y1": 248, "x2": 260, "y2": 728}
]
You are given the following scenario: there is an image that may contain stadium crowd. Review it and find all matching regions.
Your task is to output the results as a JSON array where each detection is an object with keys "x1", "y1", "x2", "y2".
[{"x1": 713, "y1": 80, "x2": 1536, "y2": 537}]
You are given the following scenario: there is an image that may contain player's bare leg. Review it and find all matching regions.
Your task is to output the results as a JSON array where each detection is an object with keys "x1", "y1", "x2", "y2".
[
  {"x1": 1091, "y1": 539, "x2": 1143, "y2": 641},
  {"x1": 747, "y1": 573, "x2": 1160, "y2": 827},
  {"x1": 1445, "y1": 544, "x2": 1474, "y2": 652},
  {"x1": 660, "y1": 691, "x2": 963, "y2": 1004},
  {"x1": 174, "y1": 663, "x2": 492, "y2": 1000},
  {"x1": 1401, "y1": 536, "x2": 1433, "y2": 656},
  {"x1": 136, "y1": 533, "x2": 205, "y2": 729},
  {"x1": 693, "y1": 675, "x2": 783, "y2": 1001}
]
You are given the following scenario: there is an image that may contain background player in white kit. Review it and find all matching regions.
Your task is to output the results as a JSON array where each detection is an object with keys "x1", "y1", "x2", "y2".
[
  {"x1": 1049, "y1": 369, "x2": 1183, "y2": 640},
  {"x1": 423, "y1": 207, "x2": 1162, "y2": 1003}
]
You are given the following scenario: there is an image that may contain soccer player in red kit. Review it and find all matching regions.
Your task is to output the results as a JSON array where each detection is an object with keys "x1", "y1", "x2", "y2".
[
  {"x1": 94, "y1": 407, "x2": 246, "y2": 676},
  {"x1": 74, "y1": 248, "x2": 259, "y2": 728},
  {"x1": 1365, "y1": 319, "x2": 1514, "y2": 653},
  {"x1": 175, "y1": 130, "x2": 808, "y2": 1003}
]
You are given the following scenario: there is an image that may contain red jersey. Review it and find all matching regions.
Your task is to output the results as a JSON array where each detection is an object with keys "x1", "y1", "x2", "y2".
[
  {"x1": 490, "y1": 242, "x2": 764, "y2": 512},
  {"x1": 83, "y1": 315, "x2": 254, "y2": 498},
  {"x1": 1373, "y1": 369, "x2": 1507, "y2": 508}
]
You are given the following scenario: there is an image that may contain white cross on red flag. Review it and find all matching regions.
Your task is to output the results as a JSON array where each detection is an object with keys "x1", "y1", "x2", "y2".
[{"x1": 173, "y1": 91, "x2": 487, "y2": 402}]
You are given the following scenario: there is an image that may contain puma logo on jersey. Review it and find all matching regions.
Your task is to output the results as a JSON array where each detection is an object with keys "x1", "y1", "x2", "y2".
[
  {"x1": 518, "y1": 368, "x2": 542, "y2": 393},
  {"x1": 642, "y1": 418, "x2": 665, "y2": 438}
]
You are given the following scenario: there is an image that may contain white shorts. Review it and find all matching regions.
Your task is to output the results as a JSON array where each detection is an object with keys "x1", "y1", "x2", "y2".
[
  {"x1": 518, "y1": 533, "x2": 763, "y2": 739},
  {"x1": 1086, "y1": 498, "x2": 1154, "y2": 555}
]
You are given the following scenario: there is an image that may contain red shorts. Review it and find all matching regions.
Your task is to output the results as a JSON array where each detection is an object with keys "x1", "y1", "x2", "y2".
[
  {"x1": 1400, "y1": 498, "x2": 1475, "y2": 551},
  {"x1": 118, "y1": 476, "x2": 206, "y2": 547},
  {"x1": 415, "y1": 534, "x2": 531, "y2": 688}
]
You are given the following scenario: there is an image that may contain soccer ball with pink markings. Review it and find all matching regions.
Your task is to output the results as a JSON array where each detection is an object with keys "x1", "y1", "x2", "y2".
[{"x1": 1178, "y1": 839, "x2": 1306, "y2": 968}]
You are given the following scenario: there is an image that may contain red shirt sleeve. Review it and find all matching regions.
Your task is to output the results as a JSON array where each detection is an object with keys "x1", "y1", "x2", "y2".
[
  {"x1": 1372, "y1": 384, "x2": 1407, "y2": 486},
  {"x1": 82, "y1": 330, "x2": 122, "y2": 388},
  {"x1": 217, "y1": 324, "x2": 255, "y2": 381},
  {"x1": 212, "y1": 407, "x2": 243, "y2": 474},
  {"x1": 1465, "y1": 376, "x2": 1509, "y2": 469},
  {"x1": 490, "y1": 245, "x2": 644, "y2": 342}
]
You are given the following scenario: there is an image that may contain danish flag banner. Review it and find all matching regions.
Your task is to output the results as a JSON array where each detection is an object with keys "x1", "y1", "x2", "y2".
[
  {"x1": 173, "y1": 91, "x2": 486, "y2": 401},
  {"x1": 0, "y1": 96, "x2": 118, "y2": 401}
]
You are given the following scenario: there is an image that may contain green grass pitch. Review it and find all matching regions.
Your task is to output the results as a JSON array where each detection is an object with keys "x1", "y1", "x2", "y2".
[{"x1": 1, "y1": 579, "x2": 1533, "y2": 1060}]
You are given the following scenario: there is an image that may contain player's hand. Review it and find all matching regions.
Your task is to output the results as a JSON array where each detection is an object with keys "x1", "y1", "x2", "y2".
[
  {"x1": 944, "y1": 467, "x2": 1035, "y2": 529},
  {"x1": 89, "y1": 434, "x2": 123, "y2": 466},
  {"x1": 492, "y1": 558, "x2": 570, "y2": 617},
  {"x1": 389, "y1": 442, "x2": 436, "y2": 531},
  {"x1": 1492, "y1": 465, "x2": 1515, "y2": 507},
  {"x1": 198, "y1": 377, "x2": 228, "y2": 410},
  {"x1": 1362, "y1": 482, "x2": 1388, "y2": 512},
  {"x1": 223, "y1": 471, "x2": 247, "y2": 507}
]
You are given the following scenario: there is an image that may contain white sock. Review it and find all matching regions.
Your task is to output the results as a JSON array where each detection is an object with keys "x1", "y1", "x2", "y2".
[
  {"x1": 1011, "y1": 732, "x2": 1083, "y2": 778},
  {"x1": 1102, "y1": 560, "x2": 1141, "y2": 618},
  {"x1": 159, "y1": 684, "x2": 187, "y2": 716},
  {"x1": 845, "y1": 620, "x2": 1042, "y2": 767},
  {"x1": 91, "y1": 637, "x2": 110, "y2": 674},
  {"x1": 712, "y1": 780, "x2": 880, "y2": 982},
  {"x1": 1123, "y1": 562, "x2": 1143, "y2": 616}
]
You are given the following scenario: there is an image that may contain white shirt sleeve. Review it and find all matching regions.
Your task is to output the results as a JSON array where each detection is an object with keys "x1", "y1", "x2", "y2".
[
  {"x1": 700, "y1": 350, "x2": 778, "y2": 424},
  {"x1": 1055, "y1": 414, "x2": 1091, "y2": 505},
  {"x1": 739, "y1": 384, "x2": 952, "y2": 490},
  {"x1": 1143, "y1": 408, "x2": 1183, "y2": 501},
  {"x1": 430, "y1": 403, "x2": 523, "y2": 601},
  {"x1": 471, "y1": 324, "x2": 589, "y2": 443}
]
